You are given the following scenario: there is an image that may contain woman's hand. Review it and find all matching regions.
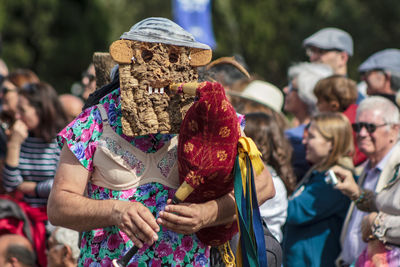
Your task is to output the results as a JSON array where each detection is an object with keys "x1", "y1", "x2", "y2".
[
  {"x1": 115, "y1": 201, "x2": 160, "y2": 248},
  {"x1": 6, "y1": 120, "x2": 29, "y2": 167},
  {"x1": 330, "y1": 165, "x2": 361, "y2": 200},
  {"x1": 17, "y1": 181, "x2": 37, "y2": 196},
  {"x1": 157, "y1": 199, "x2": 209, "y2": 234},
  {"x1": 361, "y1": 212, "x2": 378, "y2": 242},
  {"x1": 8, "y1": 120, "x2": 28, "y2": 145}
]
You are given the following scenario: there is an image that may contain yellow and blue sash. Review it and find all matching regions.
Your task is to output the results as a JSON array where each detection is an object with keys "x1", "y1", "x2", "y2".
[{"x1": 234, "y1": 137, "x2": 268, "y2": 267}]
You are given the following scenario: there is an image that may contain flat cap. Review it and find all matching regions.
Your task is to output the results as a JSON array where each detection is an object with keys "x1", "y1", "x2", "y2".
[
  {"x1": 120, "y1": 17, "x2": 210, "y2": 50},
  {"x1": 303, "y1": 27, "x2": 353, "y2": 56},
  {"x1": 358, "y1": 48, "x2": 400, "y2": 74}
]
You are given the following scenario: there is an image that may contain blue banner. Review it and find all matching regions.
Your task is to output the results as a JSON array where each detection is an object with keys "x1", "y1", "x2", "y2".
[{"x1": 172, "y1": 0, "x2": 216, "y2": 49}]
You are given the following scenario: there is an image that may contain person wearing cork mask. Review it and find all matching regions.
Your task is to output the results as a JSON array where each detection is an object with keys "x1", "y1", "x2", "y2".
[{"x1": 48, "y1": 17, "x2": 274, "y2": 266}]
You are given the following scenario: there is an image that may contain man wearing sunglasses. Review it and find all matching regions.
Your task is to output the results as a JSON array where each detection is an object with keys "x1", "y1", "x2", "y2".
[
  {"x1": 81, "y1": 63, "x2": 96, "y2": 100},
  {"x1": 335, "y1": 96, "x2": 400, "y2": 266},
  {"x1": 358, "y1": 48, "x2": 400, "y2": 106}
]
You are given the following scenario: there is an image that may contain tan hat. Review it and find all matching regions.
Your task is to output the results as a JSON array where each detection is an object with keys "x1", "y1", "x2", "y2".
[{"x1": 230, "y1": 80, "x2": 284, "y2": 112}]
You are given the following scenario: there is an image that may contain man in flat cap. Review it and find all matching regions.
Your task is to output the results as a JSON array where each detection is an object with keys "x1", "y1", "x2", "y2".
[
  {"x1": 358, "y1": 48, "x2": 400, "y2": 105},
  {"x1": 303, "y1": 27, "x2": 353, "y2": 76}
]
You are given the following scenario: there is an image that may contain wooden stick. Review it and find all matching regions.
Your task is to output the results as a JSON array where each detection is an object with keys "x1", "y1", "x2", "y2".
[{"x1": 169, "y1": 82, "x2": 199, "y2": 96}]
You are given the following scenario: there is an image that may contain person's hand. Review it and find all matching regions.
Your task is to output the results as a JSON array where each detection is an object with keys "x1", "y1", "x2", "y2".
[
  {"x1": 17, "y1": 181, "x2": 37, "y2": 196},
  {"x1": 114, "y1": 201, "x2": 159, "y2": 248},
  {"x1": 8, "y1": 120, "x2": 28, "y2": 145},
  {"x1": 157, "y1": 199, "x2": 209, "y2": 234},
  {"x1": 361, "y1": 212, "x2": 378, "y2": 242},
  {"x1": 330, "y1": 165, "x2": 361, "y2": 200}
]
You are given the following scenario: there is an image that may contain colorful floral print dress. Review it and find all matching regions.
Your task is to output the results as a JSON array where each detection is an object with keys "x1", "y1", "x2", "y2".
[{"x1": 58, "y1": 88, "x2": 210, "y2": 266}]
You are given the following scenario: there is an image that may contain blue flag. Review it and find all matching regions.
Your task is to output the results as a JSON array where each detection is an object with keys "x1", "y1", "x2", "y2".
[{"x1": 172, "y1": 0, "x2": 216, "y2": 49}]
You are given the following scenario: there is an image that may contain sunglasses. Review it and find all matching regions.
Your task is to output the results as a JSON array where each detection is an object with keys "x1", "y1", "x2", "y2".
[
  {"x1": 1, "y1": 87, "x2": 17, "y2": 94},
  {"x1": 21, "y1": 83, "x2": 40, "y2": 93},
  {"x1": 352, "y1": 122, "x2": 388, "y2": 133}
]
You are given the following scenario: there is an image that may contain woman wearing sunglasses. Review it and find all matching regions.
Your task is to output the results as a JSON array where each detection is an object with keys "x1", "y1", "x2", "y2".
[{"x1": 283, "y1": 112, "x2": 354, "y2": 267}]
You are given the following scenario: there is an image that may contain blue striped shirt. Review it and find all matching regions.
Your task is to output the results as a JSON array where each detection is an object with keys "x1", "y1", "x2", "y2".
[{"x1": 2, "y1": 136, "x2": 61, "y2": 207}]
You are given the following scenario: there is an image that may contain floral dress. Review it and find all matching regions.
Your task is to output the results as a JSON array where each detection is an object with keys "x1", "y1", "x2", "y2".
[{"x1": 58, "y1": 88, "x2": 210, "y2": 267}]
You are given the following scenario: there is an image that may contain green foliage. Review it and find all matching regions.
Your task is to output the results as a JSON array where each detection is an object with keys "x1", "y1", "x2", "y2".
[
  {"x1": 0, "y1": 0, "x2": 399, "y2": 93},
  {"x1": 213, "y1": 0, "x2": 400, "y2": 87}
]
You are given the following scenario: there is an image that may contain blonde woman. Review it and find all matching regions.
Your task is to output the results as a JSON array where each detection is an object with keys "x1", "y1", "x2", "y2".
[{"x1": 283, "y1": 113, "x2": 354, "y2": 267}]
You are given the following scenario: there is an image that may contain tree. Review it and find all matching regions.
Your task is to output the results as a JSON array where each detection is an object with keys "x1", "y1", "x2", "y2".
[
  {"x1": 0, "y1": 0, "x2": 110, "y2": 93},
  {"x1": 0, "y1": 0, "x2": 399, "y2": 93}
]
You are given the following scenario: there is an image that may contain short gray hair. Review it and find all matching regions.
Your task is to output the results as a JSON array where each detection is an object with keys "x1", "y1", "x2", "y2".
[
  {"x1": 288, "y1": 62, "x2": 333, "y2": 114},
  {"x1": 53, "y1": 227, "x2": 80, "y2": 261},
  {"x1": 357, "y1": 96, "x2": 400, "y2": 126},
  {"x1": 356, "y1": 96, "x2": 400, "y2": 124}
]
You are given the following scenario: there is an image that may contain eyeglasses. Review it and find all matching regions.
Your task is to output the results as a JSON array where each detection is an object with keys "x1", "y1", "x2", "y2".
[
  {"x1": 352, "y1": 122, "x2": 388, "y2": 133},
  {"x1": 82, "y1": 72, "x2": 96, "y2": 83},
  {"x1": 305, "y1": 47, "x2": 341, "y2": 58},
  {"x1": 361, "y1": 69, "x2": 387, "y2": 81}
]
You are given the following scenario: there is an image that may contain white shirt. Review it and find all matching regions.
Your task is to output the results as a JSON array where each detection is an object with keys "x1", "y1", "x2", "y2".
[{"x1": 259, "y1": 167, "x2": 288, "y2": 242}]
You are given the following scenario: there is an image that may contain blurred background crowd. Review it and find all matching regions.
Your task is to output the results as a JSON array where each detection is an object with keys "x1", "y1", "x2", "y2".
[{"x1": 0, "y1": 1, "x2": 400, "y2": 267}]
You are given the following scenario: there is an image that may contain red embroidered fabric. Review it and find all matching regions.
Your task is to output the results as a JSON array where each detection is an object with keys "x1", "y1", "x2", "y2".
[{"x1": 178, "y1": 81, "x2": 240, "y2": 245}]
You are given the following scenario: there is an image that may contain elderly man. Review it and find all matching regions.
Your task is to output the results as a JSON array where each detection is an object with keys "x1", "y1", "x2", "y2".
[
  {"x1": 331, "y1": 96, "x2": 400, "y2": 266},
  {"x1": 358, "y1": 48, "x2": 400, "y2": 105},
  {"x1": 303, "y1": 27, "x2": 353, "y2": 76},
  {"x1": 47, "y1": 227, "x2": 79, "y2": 267}
]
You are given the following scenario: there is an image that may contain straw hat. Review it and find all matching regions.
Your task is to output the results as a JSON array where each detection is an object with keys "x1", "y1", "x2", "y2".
[{"x1": 229, "y1": 80, "x2": 284, "y2": 112}]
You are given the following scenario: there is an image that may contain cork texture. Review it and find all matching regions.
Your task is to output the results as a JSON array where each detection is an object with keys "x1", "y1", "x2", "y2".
[{"x1": 119, "y1": 41, "x2": 198, "y2": 136}]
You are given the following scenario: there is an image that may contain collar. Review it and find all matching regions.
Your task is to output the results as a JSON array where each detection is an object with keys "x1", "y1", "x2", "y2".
[{"x1": 366, "y1": 142, "x2": 398, "y2": 172}]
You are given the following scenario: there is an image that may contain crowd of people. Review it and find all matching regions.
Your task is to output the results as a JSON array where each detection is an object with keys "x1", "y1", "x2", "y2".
[{"x1": 0, "y1": 16, "x2": 399, "y2": 267}]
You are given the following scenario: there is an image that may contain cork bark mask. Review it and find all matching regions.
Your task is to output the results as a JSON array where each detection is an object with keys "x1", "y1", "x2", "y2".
[{"x1": 110, "y1": 40, "x2": 211, "y2": 137}]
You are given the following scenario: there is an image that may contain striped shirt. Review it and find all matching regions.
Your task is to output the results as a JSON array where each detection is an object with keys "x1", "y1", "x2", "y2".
[{"x1": 2, "y1": 136, "x2": 61, "y2": 207}]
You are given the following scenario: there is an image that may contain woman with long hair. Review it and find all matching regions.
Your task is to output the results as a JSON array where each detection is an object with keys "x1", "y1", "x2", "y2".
[
  {"x1": 244, "y1": 112, "x2": 296, "y2": 244},
  {"x1": 3, "y1": 82, "x2": 67, "y2": 205},
  {"x1": 283, "y1": 112, "x2": 354, "y2": 267},
  {"x1": 2, "y1": 82, "x2": 68, "y2": 266}
]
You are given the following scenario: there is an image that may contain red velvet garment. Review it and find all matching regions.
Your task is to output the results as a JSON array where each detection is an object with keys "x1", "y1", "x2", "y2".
[
  {"x1": 0, "y1": 195, "x2": 48, "y2": 267},
  {"x1": 23, "y1": 203, "x2": 48, "y2": 267},
  {"x1": 178, "y1": 81, "x2": 240, "y2": 245}
]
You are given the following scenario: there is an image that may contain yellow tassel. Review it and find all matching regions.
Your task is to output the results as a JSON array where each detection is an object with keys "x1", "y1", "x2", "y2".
[
  {"x1": 237, "y1": 137, "x2": 265, "y2": 181},
  {"x1": 218, "y1": 242, "x2": 236, "y2": 267},
  {"x1": 234, "y1": 137, "x2": 264, "y2": 267}
]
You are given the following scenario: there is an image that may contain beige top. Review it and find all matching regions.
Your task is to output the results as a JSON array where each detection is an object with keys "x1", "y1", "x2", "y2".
[{"x1": 89, "y1": 104, "x2": 180, "y2": 191}]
